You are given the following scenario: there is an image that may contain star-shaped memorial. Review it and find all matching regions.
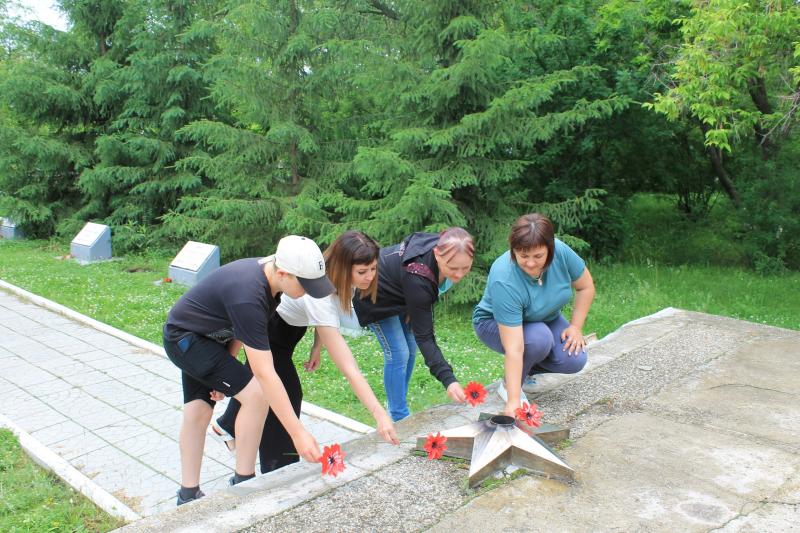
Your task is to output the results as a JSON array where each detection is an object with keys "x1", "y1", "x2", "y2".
[{"x1": 416, "y1": 414, "x2": 574, "y2": 487}]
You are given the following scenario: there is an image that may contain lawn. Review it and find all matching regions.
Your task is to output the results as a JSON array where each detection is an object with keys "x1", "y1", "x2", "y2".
[
  {"x1": 2, "y1": 237, "x2": 798, "y2": 424},
  {"x1": 0, "y1": 429, "x2": 123, "y2": 532}
]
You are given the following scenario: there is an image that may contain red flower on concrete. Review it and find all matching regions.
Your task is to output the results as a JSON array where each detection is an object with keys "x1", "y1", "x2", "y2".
[
  {"x1": 464, "y1": 381, "x2": 487, "y2": 407},
  {"x1": 423, "y1": 432, "x2": 448, "y2": 460},
  {"x1": 163, "y1": 277, "x2": 173, "y2": 283},
  {"x1": 516, "y1": 402, "x2": 544, "y2": 427},
  {"x1": 320, "y1": 443, "x2": 346, "y2": 477}
]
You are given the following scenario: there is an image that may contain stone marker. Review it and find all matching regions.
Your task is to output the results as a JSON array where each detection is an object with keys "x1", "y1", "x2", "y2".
[
  {"x1": 416, "y1": 415, "x2": 574, "y2": 487},
  {"x1": 1, "y1": 218, "x2": 24, "y2": 240},
  {"x1": 168, "y1": 241, "x2": 220, "y2": 287},
  {"x1": 70, "y1": 222, "x2": 112, "y2": 264}
]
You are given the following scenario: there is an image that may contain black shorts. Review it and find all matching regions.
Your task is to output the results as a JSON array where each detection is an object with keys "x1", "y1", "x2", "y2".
[{"x1": 163, "y1": 329, "x2": 253, "y2": 407}]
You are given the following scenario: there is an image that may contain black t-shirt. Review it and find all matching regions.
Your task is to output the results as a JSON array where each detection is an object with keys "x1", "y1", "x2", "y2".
[{"x1": 165, "y1": 258, "x2": 278, "y2": 350}]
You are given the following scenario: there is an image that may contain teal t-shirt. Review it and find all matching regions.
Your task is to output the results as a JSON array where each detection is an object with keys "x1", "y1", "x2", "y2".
[{"x1": 472, "y1": 239, "x2": 586, "y2": 326}]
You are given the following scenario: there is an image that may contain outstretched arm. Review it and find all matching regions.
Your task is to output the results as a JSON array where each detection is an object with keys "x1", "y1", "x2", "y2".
[
  {"x1": 498, "y1": 324, "x2": 524, "y2": 417},
  {"x1": 245, "y1": 344, "x2": 321, "y2": 462},
  {"x1": 402, "y1": 276, "x2": 466, "y2": 403},
  {"x1": 316, "y1": 326, "x2": 399, "y2": 444}
]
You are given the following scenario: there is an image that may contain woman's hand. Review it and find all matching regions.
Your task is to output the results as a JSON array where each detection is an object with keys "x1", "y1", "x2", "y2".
[
  {"x1": 446, "y1": 382, "x2": 466, "y2": 403},
  {"x1": 561, "y1": 324, "x2": 586, "y2": 356},
  {"x1": 504, "y1": 399, "x2": 519, "y2": 418},
  {"x1": 291, "y1": 428, "x2": 322, "y2": 463},
  {"x1": 375, "y1": 411, "x2": 400, "y2": 445},
  {"x1": 304, "y1": 344, "x2": 321, "y2": 372}
]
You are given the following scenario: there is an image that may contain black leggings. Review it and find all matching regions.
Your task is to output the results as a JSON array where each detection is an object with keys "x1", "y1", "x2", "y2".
[{"x1": 216, "y1": 313, "x2": 307, "y2": 474}]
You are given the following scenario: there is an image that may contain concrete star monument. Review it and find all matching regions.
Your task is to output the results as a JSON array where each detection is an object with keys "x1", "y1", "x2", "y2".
[{"x1": 416, "y1": 414, "x2": 574, "y2": 487}]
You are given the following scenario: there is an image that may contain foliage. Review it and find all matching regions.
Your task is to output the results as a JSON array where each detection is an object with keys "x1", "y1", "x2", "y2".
[
  {"x1": 651, "y1": 0, "x2": 800, "y2": 155},
  {"x1": 0, "y1": 14, "x2": 95, "y2": 236},
  {"x1": 0, "y1": 0, "x2": 798, "y2": 271},
  {"x1": 646, "y1": 0, "x2": 800, "y2": 268}
]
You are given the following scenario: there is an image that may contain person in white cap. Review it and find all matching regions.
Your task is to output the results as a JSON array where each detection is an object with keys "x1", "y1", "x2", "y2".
[{"x1": 163, "y1": 235, "x2": 334, "y2": 505}]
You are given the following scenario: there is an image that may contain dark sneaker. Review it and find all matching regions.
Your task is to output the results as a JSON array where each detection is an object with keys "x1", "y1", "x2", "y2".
[
  {"x1": 176, "y1": 488, "x2": 205, "y2": 506},
  {"x1": 228, "y1": 473, "x2": 255, "y2": 486},
  {"x1": 522, "y1": 375, "x2": 540, "y2": 394}
]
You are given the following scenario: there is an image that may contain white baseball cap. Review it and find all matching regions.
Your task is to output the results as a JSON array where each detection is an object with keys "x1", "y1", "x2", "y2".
[{"x1": 275, "y1": 235, "x2": 335, "y2": 298}]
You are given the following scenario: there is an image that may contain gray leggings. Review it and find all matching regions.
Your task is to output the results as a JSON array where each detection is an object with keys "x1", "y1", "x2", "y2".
[{"x1": 473, "y1": 314, "x2": 587, "y2": 386}]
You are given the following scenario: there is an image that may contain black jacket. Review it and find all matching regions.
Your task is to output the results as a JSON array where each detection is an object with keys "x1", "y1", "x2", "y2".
[{"x1": 354, "y1": 232, "x2": 456, "y2": 388}]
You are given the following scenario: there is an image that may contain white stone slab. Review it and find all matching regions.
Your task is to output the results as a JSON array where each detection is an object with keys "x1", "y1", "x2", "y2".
[
  {"x1": 1, "y1": 217, "x2": 24, "y2": 239},
  {"x1": 70, "y1": 222, "x2": 112, "y2": 263},
  {"x1": 71, "y1": 222, "x2": 107, "y2": 246},
  {"x1": 168, "y1": 241, "x2": 220, "y2": 286}
]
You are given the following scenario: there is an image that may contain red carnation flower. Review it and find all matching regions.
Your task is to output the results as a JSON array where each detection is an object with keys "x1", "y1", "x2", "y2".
[
  {"x1": 516, "y1": 402, "x2": 544, "y2": 427},
  {"x1": 423, "y1": 432, "x2": 448, "y2": 460},
  {"x1": 320, "y1": 443, "x2": 346, "y2": 477},
  {"x1": 464, "y1": 381, "x2": 487, "y2": 407}
]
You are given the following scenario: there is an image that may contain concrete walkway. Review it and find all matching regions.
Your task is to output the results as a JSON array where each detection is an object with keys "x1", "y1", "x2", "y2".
[
  {"x1": 118, "y1": 309, "x2": 800, "y2": 533},
  {"x1": 0, "y1": 283, "x2": 363, "y2": 517}
]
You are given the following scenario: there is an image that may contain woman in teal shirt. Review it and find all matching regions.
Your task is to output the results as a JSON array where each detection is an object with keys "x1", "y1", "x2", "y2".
[{"x1": 473, "y1": 213, "x2": 596, "y2": 417}]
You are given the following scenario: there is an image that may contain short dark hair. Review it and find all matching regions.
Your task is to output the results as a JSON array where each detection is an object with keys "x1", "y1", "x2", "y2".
[{"x1": 508, "y1": 213, "x2": 555, "y2": 269}]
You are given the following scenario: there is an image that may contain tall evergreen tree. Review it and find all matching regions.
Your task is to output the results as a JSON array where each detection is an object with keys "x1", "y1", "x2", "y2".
[
  {"x1": 76, "y1": 0, "x2": 220, "y2": 252},
  {"x1": 289, "y1": 0, "x2": 629, "y2": 300},
  {"x1": 0, "y1": 7, "x2": 98, "y2": 236},
  {"x1": 168, "y1": 0, "x2": 386, "y2": 257}
]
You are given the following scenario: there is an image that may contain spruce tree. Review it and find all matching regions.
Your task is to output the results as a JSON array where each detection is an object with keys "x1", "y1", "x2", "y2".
[
  {"x1": 0, "y1": 7, "x2": 97, "y2": 236},
  {"x1": 288, "y1": 0, "x2": 629, "y2": 300},
  {"x1": 75, "y1": 0, "x2": 220, "y2": 252},
  {"x1": 168, "y1": 0, "x2": 387, "y2": 257}
]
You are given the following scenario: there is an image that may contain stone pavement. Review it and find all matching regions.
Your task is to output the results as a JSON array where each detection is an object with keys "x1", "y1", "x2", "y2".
[
  {"x1": 119, "y1": 309, "x2": 800, "y2": 532},
  {"x1": 0, "y1": 284, "x2": 363, "y2": 517}
]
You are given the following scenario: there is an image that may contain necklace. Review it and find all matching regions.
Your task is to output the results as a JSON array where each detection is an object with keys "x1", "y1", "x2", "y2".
[{"x1": 531, "y1": 271, "x2": 544, "y2": 286}]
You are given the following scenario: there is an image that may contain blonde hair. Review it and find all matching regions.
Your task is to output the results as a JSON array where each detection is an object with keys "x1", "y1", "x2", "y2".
[
  {"x1": 435, "y1": 227, "x2": 475, "y2": 263},
  {"x1": 323, "y1": 231, "x2": 380, "y2": 313}
]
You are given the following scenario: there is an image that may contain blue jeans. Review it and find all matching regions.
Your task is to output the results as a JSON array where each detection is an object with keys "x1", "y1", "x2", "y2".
[
  {"x1": 368, "y1": 315, "x2": 417, "y2": 421},
  {"x1": 473, "y1": 314, "x2": 587, "y2": 386}
]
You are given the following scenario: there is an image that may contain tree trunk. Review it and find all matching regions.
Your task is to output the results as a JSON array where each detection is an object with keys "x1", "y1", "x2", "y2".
[
  {"x1": 707, "y1": 146, "x2": 740, "y2": 206},
  {"x1": 748, "y1": 76, "x2": 773, "y2": 159},
  {"x1": 700, "y1": 124, "x2": 740, "y2": 206}
]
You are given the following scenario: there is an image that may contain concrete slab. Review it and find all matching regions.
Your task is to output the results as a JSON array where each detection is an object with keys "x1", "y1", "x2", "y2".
[
  {"x1": 427, "y1": 411, "x2": 800, "y2": 533},
  {"x1": 647, "y1": 337, "x2": 800, "y2": 450}
]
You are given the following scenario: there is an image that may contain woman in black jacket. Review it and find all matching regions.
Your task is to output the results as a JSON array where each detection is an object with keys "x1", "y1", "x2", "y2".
[{"x1": 354, "y1": 228, "x2": 474, "y2": 421}]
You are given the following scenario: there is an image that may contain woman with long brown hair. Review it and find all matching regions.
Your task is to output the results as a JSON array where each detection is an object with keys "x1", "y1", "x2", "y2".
[{"x1": 354, "y1": 228, "x2": 475, "y2": 421}]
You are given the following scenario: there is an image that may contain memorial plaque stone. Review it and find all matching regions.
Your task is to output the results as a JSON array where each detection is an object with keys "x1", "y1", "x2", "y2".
[
  {"x1": 1, "y1": 218, "x2": 24, "y2": 240},
  {"x1": 168, "y1": 241, "x2": 220, "y2": 287},
  {"x1": 70, "y1": 222, "x2": 112, "y2": 263}
]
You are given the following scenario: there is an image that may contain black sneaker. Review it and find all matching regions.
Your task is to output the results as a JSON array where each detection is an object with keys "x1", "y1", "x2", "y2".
[
  {"x1": 176, "y1": 488, "x2": 205, "y2": 506},
  {"x1": 228, "y1": 473, "x2": 255, "y2": 486}
]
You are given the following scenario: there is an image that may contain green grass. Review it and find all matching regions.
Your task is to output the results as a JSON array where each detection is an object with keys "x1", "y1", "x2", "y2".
[
  {"x1": 620, "y1": 193, "x2": 747, "y2": 267},
  {"x1": 0, "y1": 430, "x2": 123, "y2": 532},
  {"x1": 2, "y1": 237, "x2": 798, "y2": 427}
]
